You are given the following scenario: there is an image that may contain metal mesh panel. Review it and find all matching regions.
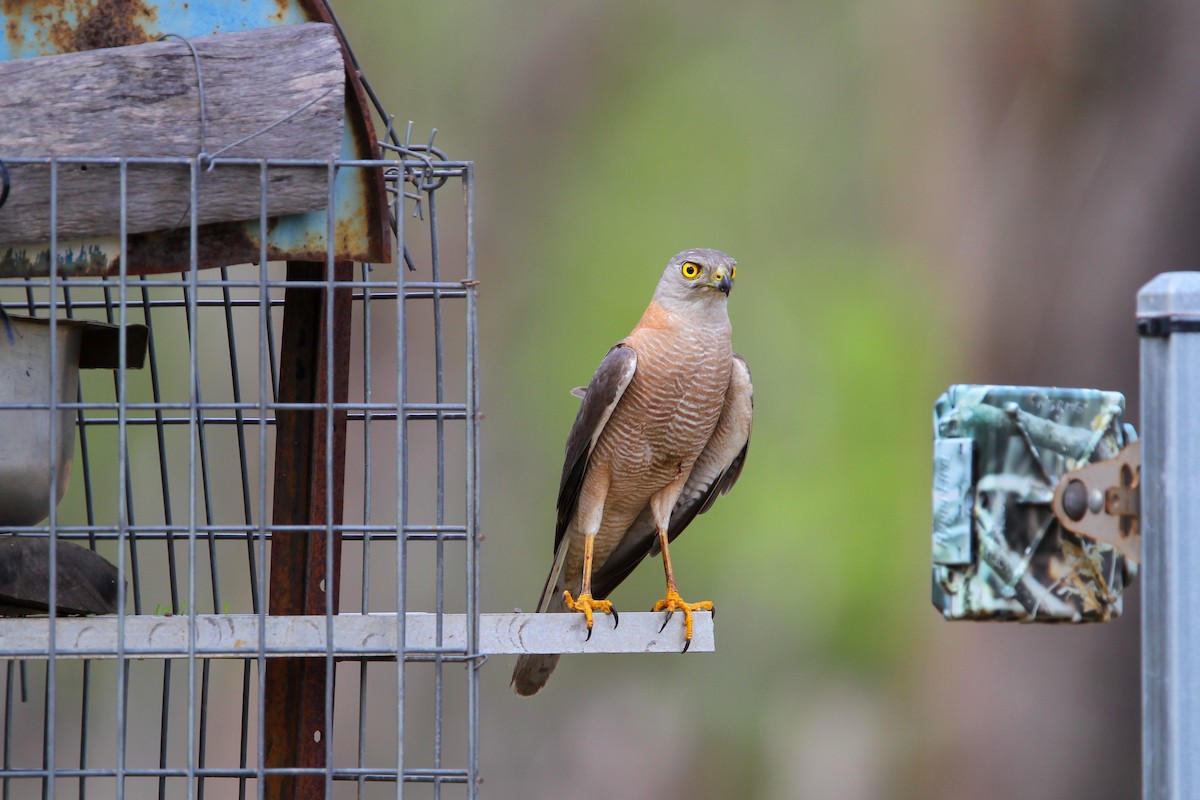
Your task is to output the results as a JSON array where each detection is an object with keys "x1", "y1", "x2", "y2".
[{"x1": 0, "y1": 152, "x2": 479, "y2": 799}]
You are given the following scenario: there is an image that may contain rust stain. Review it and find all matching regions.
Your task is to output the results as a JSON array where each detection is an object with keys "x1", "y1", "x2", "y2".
[
  {"x1": 3, "y1": 0, "x2": 43, "y2": 54},
  {"x1": 336, "y1": 192, "x2": 372, "y2": 257},
  {"x1": 1, "y1": 242, "x2": 111, "y2": 277},
  {"x1": 57, "y1": 0, "x2": 158, "y2": 52},
  {"x1": 293, "y1": 0, "x2": 391, "y2": 264},
  {"x1": 123, "y1": 221, "x2": 261, "y2": 274},
  {"x1": 5, "y1": 0, "x2": 158, "y2": 56},
  {"x1": 117, "y1": 218, "x2": 374, "y2": 277},
  {"x1": 4, "y1": 211, "x2": 381, "y2": 279}
]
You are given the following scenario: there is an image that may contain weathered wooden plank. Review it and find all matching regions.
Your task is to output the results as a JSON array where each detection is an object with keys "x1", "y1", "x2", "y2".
[
  {"x1": 0, "y1": 23, "x2": 345, "y2": 246},
  {"x1": 0, "y1": 612, "x2": 716, "y2": 658}
]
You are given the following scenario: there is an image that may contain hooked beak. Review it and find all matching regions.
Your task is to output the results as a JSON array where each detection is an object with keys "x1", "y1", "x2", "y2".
[{"x1": 712, "y1": 272, "x2": 732, "y2": 296}]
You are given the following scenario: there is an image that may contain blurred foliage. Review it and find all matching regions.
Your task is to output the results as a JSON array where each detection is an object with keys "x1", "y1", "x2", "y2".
[{"x1": 334, "y1": 0, "x2": 961, "y2": 796}]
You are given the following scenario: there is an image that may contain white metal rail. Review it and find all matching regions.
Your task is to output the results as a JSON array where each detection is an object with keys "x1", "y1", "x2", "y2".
[{"x1": 0, "y1": 611, "x2": 715, "y2": 659}]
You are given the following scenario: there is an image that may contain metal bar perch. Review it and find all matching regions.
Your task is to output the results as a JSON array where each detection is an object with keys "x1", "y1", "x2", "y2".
[{"x1": 0, "y1": 612, "x2": 715, "y2": 659}]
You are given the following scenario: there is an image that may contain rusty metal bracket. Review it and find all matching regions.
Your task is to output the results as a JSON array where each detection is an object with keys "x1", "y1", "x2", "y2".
[{"x1": 1051, "y1": 440, "x2": 1141, "y2": 564}]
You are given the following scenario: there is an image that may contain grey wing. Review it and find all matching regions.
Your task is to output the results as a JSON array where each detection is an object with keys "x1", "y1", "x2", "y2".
[
  {"x1": 531, "y1": 343, "x2": 636, "y2": 613},
  {"x1": 591, "y1": 354, "x2": 753, "y2": 598},
  {"x1": 553, "y1": 343, "x2": 638, "y2": 554}
]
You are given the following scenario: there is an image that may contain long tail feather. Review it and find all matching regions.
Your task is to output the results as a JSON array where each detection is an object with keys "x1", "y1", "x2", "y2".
[
  {"x1": 511, "y1": 540, "x2": 572, "y2": 696},
  {"x1": 510, "y1": 590, "x2": 566, "y2": 696}
]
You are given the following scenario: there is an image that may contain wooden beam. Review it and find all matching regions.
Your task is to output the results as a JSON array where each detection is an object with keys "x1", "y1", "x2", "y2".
[{"x1": 0, "y1": 23, "x2": 345, "y2": 246}]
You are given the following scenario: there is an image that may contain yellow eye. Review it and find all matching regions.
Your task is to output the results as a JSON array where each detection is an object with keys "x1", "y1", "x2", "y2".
[
  {"x1": 731, "y1": 266, "x2": 737, "y2": 280},
  {"x1": 681, "y1": 262, "x2": 700, "y2": 280}
]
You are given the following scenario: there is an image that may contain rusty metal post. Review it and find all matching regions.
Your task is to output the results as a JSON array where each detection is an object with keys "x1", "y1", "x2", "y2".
[{"x1": 264, "y1": 260, "x2": 352, "y2": 800}]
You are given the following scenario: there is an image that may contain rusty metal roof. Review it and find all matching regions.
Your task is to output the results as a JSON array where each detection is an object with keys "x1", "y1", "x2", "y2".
[{"x1": 0, "y1": 0, "x2": 391, "y2": 276}]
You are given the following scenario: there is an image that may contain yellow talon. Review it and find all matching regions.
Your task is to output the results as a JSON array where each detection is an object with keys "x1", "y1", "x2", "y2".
[
  {"x1": 563, "y1": 590, "x2": 617, "y2": 639},
  {"x1": 652, "y1": 589, "x2": 713, "y2": 649}
]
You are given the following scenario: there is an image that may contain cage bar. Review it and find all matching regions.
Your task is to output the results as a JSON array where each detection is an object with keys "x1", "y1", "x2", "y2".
[{"x1": 0, "y1": 152, "x2": 483, "y2": 800}]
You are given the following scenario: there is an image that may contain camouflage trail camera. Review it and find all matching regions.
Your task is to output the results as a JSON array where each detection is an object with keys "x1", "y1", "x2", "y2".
[{"x1": 932, "y1": 385, "x2": 1139, "y2": 623}]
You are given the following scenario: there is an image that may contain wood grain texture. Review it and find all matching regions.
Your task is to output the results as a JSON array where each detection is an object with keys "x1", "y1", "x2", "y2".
[{"x1": 0, "y1": 23, "x2": 345, "y2": 245}]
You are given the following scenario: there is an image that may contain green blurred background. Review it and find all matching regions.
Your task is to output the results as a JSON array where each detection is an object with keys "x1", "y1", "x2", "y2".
[{"x1": 330, "y1": 0, "x2": 1186, "y2": 796}]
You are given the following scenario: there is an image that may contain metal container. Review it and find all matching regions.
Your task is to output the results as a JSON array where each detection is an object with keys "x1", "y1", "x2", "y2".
[
  {"x1": 0, "y1": 316, "x2": 84, "y2": 526},
  {"x1": 0, "y1": 315, "x2": 146, "y2": 527}
]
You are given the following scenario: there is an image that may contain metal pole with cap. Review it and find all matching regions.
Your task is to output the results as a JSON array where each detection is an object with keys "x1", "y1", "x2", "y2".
[{"x1": 1138, "y1": 272, "x2": 1200, "y2": 799}]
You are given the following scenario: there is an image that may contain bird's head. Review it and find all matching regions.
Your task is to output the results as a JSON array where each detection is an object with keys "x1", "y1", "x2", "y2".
[{"x1": 653, "y1": 248, "x2": 737, "y2": 309}]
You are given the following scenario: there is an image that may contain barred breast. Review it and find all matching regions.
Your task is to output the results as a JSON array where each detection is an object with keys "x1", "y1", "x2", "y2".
[{"x1": 566, "y1": 308, "x2": 733, "y2": 579}]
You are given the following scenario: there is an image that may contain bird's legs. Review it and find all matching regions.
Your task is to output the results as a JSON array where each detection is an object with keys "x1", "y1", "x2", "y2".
[
  {"x1": 652, "y1": 527, "x2": 713, "y2": 652},
  {"x1": 562, "y1": 534, "x2": 618, "y2": 640}
]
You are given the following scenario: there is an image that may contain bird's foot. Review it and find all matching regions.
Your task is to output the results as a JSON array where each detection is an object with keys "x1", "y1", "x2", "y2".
[
  {"x1": 562, "y1": 590, "x2": 618, "y2": 641},
  {"x1": 652, "y1": 590, "x2": 713, "y2": 652}
]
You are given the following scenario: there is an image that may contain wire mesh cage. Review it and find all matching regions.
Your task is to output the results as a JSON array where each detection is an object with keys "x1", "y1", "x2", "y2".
[{"x1": 0, "y1": 106, "x2": 480, "y2": 800}]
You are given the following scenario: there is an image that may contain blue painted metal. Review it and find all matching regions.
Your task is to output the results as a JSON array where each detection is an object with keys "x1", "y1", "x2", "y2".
[{"x1": 0, "y1": 2, "x2": 307, "y2": 60}]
